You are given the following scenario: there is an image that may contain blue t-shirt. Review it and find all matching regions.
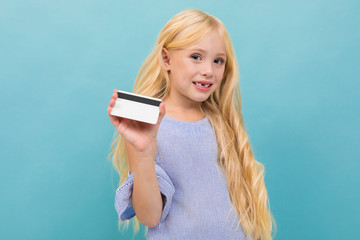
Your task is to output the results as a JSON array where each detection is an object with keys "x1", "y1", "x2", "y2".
[{"x1": 115, "y1": 115, "x2": 250, "y2": 239}]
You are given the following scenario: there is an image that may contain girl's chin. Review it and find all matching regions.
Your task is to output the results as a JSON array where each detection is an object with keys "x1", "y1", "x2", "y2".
[{"x1": 190, "y1": 94, "x2": 212, "y2": 103}]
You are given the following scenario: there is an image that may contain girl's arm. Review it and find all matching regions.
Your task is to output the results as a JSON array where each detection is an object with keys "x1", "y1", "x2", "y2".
[
  {"x1": 126, "y1": 142, "x2": 163, "y2": 227},
  {"x1": 108, "y1": 89, "x2": 165, "y2": 227}
]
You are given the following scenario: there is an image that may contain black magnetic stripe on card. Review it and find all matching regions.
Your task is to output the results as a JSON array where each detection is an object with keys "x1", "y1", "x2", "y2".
[{"x1": 117, "y1": 92, "x2": 161, "y2": 107}]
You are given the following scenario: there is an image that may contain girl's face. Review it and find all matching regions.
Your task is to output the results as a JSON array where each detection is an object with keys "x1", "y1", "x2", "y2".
[{"x1": 163, "y1": 30, "x2": 226, "y2": 106}]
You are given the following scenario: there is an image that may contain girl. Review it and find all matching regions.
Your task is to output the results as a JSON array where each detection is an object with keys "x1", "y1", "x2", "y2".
[{"x1": 108, "y1": 9, "x2": 276, "y2": 240}]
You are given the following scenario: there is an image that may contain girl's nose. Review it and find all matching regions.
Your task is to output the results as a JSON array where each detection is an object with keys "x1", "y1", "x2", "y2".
[{"x1": 200, "y1": 61, "x2": 213, "y2": 77}]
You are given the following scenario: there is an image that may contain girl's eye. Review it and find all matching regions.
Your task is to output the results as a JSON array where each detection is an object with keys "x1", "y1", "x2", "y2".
[
  {"x1": 191, "y1": 54, "x2": 201, "y2": 61},
  {"x1": 214, "y1": 58, "x2": 225, "y2": 65}
]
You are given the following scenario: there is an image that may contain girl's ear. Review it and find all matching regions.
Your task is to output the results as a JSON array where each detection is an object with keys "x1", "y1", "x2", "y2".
[{"x1": 162, "y1": 48, "x2": 171, "y2": 71}]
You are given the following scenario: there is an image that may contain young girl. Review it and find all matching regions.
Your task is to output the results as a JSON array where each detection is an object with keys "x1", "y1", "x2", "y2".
[{"x1": 108, "y1": 9, "x2": 276, "y2": 240}]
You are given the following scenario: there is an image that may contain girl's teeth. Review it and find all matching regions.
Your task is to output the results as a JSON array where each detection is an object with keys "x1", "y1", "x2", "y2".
[{"x1": 195, "y1": 82, "x2": 211, "y2": 87}]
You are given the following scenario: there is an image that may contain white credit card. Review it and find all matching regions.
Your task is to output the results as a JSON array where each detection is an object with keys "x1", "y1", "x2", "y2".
[{"x1": 110, "y1": 90, "x2": 162, "y2": 124}]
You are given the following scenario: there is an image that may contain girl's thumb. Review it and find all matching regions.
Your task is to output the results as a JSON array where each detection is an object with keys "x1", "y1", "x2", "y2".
[{"x1": 156, "y1": 102, "x2": 166, "y2": 125}]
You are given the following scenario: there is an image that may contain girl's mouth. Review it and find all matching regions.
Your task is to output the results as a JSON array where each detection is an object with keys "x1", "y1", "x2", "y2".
[
  {"x1": 194, "y1": 82, "x2": 211, "y2": 87},
  {"x1": 192, "y1": 81, "x2": 213, "y2": 91}
]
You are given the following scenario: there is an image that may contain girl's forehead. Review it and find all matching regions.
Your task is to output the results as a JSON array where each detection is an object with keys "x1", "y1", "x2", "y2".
[{"x1": 183, "y1": 31, "x2": 226, "y2": 54}]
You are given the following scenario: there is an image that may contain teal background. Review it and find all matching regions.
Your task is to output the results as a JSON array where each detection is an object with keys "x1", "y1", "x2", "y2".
[{"x1": 1, "y1": 0, "x2": 359, "y2": 239}]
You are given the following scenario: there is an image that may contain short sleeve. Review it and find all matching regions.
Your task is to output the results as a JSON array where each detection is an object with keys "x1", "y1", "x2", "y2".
[{"x1": 114, "y1": 163, "x2": 175, "y2": 223}]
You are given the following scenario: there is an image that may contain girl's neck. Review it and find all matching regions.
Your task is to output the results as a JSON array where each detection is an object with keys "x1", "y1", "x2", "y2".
[{"x1": 163, "y1": 97, "x2": 205, "y2": 122}]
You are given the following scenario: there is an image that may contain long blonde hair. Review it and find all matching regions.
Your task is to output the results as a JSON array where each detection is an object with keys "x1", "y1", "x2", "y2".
[{"x1": 109, "y1": 9, "x2": 276, "y2": 240}]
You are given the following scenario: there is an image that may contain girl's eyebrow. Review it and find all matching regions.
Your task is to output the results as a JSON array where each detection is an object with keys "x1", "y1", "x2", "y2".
[{"x1": 189, "y1": 48, "x2": 226, "y2": 57}]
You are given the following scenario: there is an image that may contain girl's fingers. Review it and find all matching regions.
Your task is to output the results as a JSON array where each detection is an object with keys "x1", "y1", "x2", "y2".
[
  {"x1": 108, "y1": 99, "x2": 115, "y2": 115},
  {"x1": 108, "y1": 89, "x2": 118, "y2": 115},
  {"x1": 107, "y1": 105, "x2": 113, "y2": 116},
  {"x1": 108, "y1": 111, "x2": 122, "y2": 129},
  {"x1": 111, "y1": 90, "x2": 117, "y2": 101},
  {"x1": 109, "y1": 98, "x2": 116, "y2": 108},
  {"x1": 109, "y1": 89, "x2": 118, "y2": 103}
]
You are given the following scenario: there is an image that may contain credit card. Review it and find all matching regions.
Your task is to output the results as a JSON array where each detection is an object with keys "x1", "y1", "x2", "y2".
[{"x1": 110, "y1": 90, "x2": 162, "y2": 124}]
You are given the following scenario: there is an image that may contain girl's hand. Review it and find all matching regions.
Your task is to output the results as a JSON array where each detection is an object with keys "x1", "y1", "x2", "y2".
[{"x1": 107, "y1": 89, "x2": 166, "y2": 153}]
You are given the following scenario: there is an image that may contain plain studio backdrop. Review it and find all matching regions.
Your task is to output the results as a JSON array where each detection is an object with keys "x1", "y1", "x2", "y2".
[{"x1": 1, "y1": 0, "x2": 359, "y2": 239}]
